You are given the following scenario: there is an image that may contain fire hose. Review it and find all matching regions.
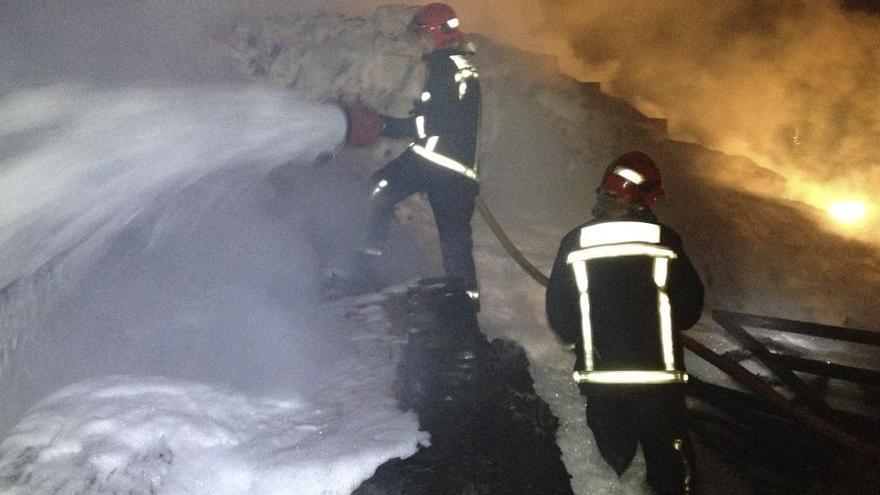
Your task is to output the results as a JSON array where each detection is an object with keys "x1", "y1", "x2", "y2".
[{"x1": 475, "y1": 196, "x2": 548, "y2": 286}]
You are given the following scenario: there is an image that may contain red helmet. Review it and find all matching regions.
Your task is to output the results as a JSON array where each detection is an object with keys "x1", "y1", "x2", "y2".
[
  {"x1": 600, "y1": 151, "x2": 666, "y2": 208},
  {"x1": 411, "y1": 3, "x2": 463, "y2": 49}
]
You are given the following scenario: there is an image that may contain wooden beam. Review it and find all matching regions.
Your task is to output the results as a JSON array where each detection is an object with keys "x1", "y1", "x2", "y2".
[
  {"x1": 768, "y1": 354, "x2": 880, "y2": 385},
  {"x1": 681, "y1": 333, "x2": 880, "y2": 458},
  {"x1": 713, "y1": 311, "x2": 833, "y2": 415},
  {"x1": 712, "y1": 310, "x2": 880, "y2": 346}
]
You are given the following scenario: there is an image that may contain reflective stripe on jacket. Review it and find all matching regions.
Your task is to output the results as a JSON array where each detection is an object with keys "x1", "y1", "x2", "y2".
[
  {"x1": 381, "y1": 46, "x2": 481, "y2": 182},
  {"x1": 546, "y1": 219, "x2": 704, "y2": 385}
]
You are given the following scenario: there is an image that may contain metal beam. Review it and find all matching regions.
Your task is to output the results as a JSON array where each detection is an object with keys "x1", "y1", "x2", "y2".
[
  {"x1": 713, "y1": 310, "x2": 880, "y2": 346},
  {"x1": 681, "y1": 334, "x2": 880, "y2": 457},
  {"x1": 768, "y1": 354, "x2": 880, "y2": 385},
  {"x1": 712, "y1": 311, "x2": 834, "y2": 416}
]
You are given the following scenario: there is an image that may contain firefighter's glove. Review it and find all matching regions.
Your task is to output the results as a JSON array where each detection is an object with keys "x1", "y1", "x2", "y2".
[{"x1": 342, "y1": 101, "x2": 382, "y2": 148}]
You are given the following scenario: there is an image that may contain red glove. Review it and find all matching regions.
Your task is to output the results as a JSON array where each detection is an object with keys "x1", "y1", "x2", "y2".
[{"x1": 343, "y1": 101, "x2": 382, "y2": 148}]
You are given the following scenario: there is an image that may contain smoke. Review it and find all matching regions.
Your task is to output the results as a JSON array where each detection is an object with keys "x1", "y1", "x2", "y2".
[
  {"x1": 7, "y1": 2, "x2": 878, "y2": 196},
  {"x1": 464, "y1": 0, "x2": 880, "y2": 216},
  {"x1": 1, "y1": 1, "x2": 225, "y2": 87},
  {"x1": 0, "y1": 1, "x2": 556, "y2": 87},
  {"x1": 278, "y1": 0, "x2": 879, "y2": 215},
  {"x1": 0, "y1": 0, "x2": 357, "y2": 88}
]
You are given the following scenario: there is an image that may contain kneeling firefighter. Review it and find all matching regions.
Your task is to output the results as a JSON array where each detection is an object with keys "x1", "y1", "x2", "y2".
[
  {"x1": 340, "y1": 3, "x2": 481, "y2": 306},
  {"x1": 545, "y1": 152, "x2": 704, "y2": 494}
]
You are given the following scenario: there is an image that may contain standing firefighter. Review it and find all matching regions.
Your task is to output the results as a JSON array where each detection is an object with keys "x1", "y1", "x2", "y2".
[
  {"x1": 546, "y1": 152, "x2": 704, "y2": 494},
  {"x1": 338, "y1": 3, "x2": 482, "y2": 306}
]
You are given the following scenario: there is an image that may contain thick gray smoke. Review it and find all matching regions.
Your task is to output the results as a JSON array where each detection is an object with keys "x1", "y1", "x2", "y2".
[
  {"x1": 265, "y1": 0, "x2": 879, "y2": 217},
  {"x1": 0, "y1": 0, "x2": 344, "y2": 88},
  {"x1": 1, "y1": 1, "x2": 230, "y2": 87},
  {"x1": 6, "y1": 1, "x2": 878, "y2": 201},
  {"x1": 469, "y1": 0, "x2": 880, "y2": 215}
]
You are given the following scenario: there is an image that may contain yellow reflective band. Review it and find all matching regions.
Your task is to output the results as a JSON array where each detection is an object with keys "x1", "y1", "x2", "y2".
[
  {"x1": 372, "y1": 179, "x2": 389, "y2": 197},
  {"x1": 449, "y1": 54, "x2": 472, "y2": 70},
  {"x1": 654, "y1": 257, "x2": 676, "y2": 370},
  {"x1": 416, "y1": 115, "x2": 427, "y2": 139},
  {"x1": 411, "y1": 143, "x2": 478, "y2": 181},
  {"x1": 454, "y1": 70, "x2": 475, "y2": 83},
  {"x1": 580, "y1": 222, "x2": 661, "y2": 248},
  {"x1": 658, "y1": 287, "x2": 676, "y2": 370},
  {"x1": 571, "y1": 261, "x2": 595, "y2": 370},
  {"x1": 573, "y1": 370, "x2": 688, "y2": 384},
  {"x1": 653, "y1": 256, "x2": 670, "y2": 288},
  {"x1": 566, "y1": 243, "x2": 677, "y2": 264},
  {"x1": 613, "y1": 166, "x2": 645, "y2": 185},
  {"x1": 448, "y1": 55, "x2": 477, "y2": 100},
  {"x1": 568, "y1": 220, "x2": 682, "y2": 379}
]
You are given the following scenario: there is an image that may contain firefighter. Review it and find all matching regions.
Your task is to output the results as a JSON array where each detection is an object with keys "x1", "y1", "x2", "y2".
[
  {"x1": 545, "y1": 152, "x2": 704, "y2": 494},
  {"x1": 336, "y1": 3, "x2": 481, "y2": 307}
]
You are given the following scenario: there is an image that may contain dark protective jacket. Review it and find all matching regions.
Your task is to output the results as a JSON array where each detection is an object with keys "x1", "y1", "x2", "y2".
[
  {"x1": 546, "y1": 218, "x2": 704, "y2": 385},
  {"x1": 381, "y1": 45, "x2": 481, "y2": 182}
]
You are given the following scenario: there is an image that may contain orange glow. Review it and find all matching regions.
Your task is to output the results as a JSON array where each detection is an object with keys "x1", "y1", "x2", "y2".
[{"x1": 827, "y1": 200, "x2": 868, "y2": 225}]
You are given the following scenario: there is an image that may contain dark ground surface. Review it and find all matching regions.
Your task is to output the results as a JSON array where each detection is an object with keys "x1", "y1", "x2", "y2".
[
  {"x1": 353, "y1": 282, "x2": 574, "y2": 495},
  {"x1": 686, "y1": 378, "x2": 880, "y2": 495}
]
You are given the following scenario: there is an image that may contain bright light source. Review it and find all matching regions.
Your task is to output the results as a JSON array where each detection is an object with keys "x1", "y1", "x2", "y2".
[{"x1": 827, "y1": 200, "x2": 868, "y2": 225}]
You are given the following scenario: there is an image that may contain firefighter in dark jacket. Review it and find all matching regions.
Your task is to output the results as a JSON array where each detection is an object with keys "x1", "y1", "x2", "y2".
[
  {"x1": 546, "y1": 152, "x2": 704, "y2": 494},
  {"x1": 342, "y1": 3, "x2": 481, "y2": 305}
]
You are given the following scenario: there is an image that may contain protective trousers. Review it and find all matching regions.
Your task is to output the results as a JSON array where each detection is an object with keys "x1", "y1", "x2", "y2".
[
  {"x1": 365, "y1": 149, "x2": 478, "y2": 292},
  {"x1": 583, "y1": 385, "x2": 696, "y2": 495}
]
